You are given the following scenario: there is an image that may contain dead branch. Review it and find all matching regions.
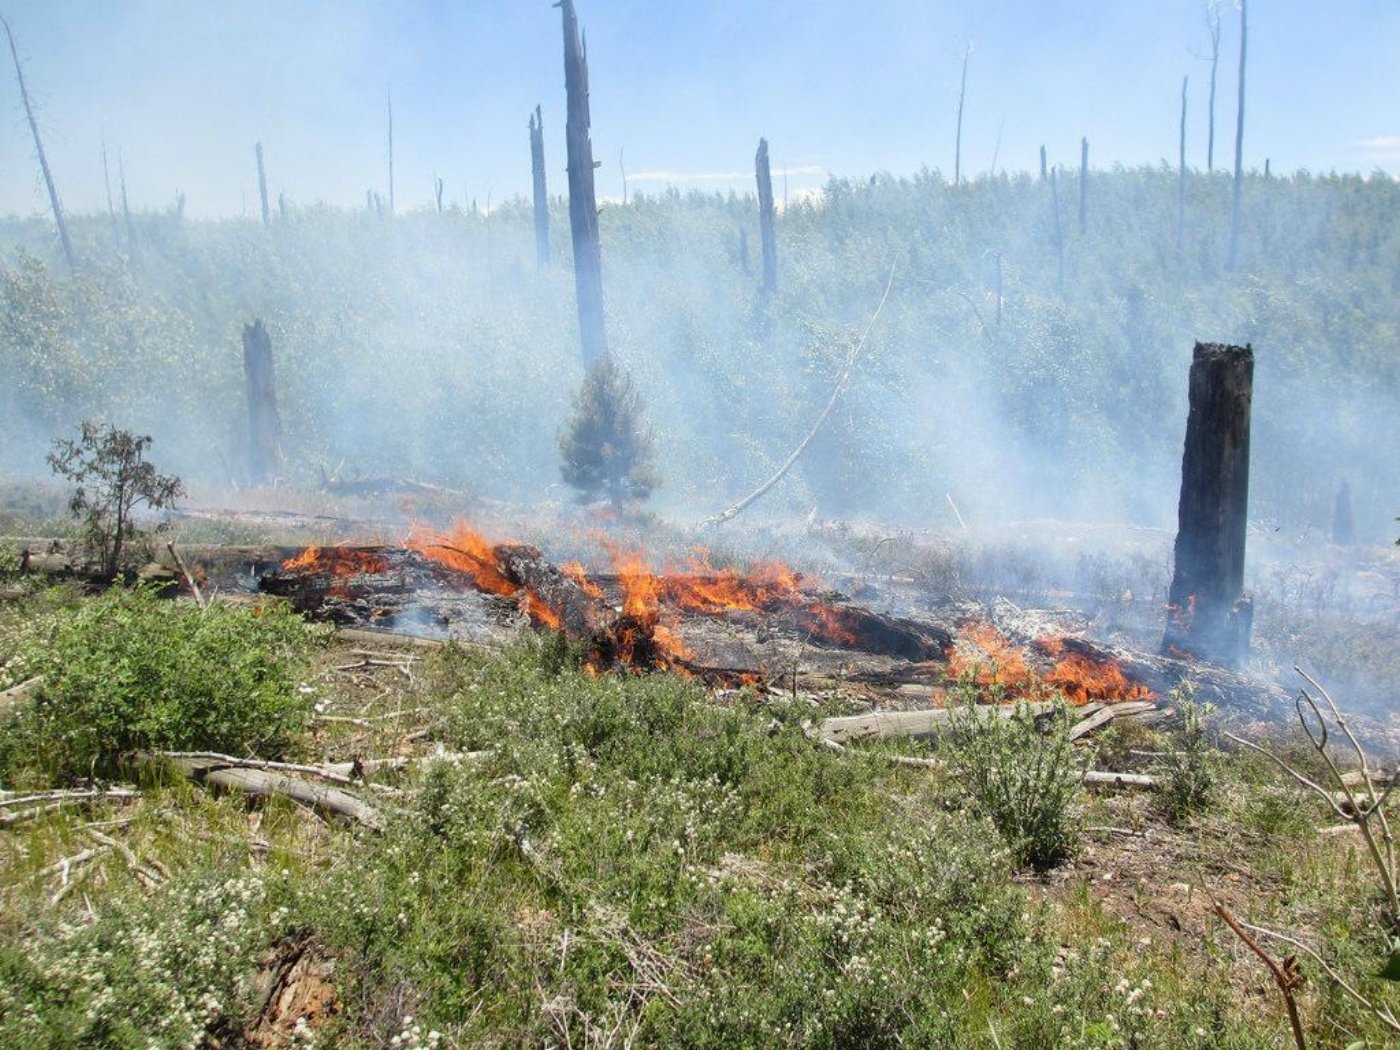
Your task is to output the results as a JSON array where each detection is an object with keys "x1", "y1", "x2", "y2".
[
  {"x1": 0, "y1": 787, "x2": 142, "y2": 826},
  {"x1": 699, "y1": 263, "x2": 896, "y2": 528},
  {"x1": 1214, "y1": 904, "x2": 1308, "y2": 1050},
  {"x1": 139, "y1": 754, "x2": 383, "y2": 831},
  {"x1": 165, "y1": 542, "x2": 207, "y2": 610}
]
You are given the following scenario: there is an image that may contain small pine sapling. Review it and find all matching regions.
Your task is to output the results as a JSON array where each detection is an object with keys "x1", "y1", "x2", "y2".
[{"x1": 558, "y1": 356, "x2": 660, "y2": 507}]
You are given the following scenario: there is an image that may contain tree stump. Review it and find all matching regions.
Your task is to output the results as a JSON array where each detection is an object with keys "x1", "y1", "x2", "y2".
[
  {"x1": 1162, "y1": 342, "x2": 1253, "y2": 666},
  {"x1": 243, "y1": 320, "x2": 282, "y2": 483}
]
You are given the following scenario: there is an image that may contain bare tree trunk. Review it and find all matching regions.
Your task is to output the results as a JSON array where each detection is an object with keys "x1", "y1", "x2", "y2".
[
  {"x1": 434, "y1": 175, "x2": 444, "y2": 213},
  {"x1": 1206, "y1": 1, "x2": 1221, "y2": 173},
  {"x1": 1050, "y1": 167, "x2": 1065, "y2": 289},
  {"x1": 255, "y1": 142, "x2": 271, "y2": 226},
  {"x1": 174, "y1": 190, "x2": 185, "y2": 221},
  {"x1": 529, "y1": 104, "x2": 550, "y2": 268},
  {"x1": 278, "y1": 192, "x2": 287, "y2": 221},
  {"x1": 243, "y1": 320, "x2": 282, "y2": 484},
  {"x1": 1332, "y1": 480, "x2": 1355, "y2": 546},
  {"x1": 3, "y1": 16, "x2": 75, "y2": 272},
  {"x1": 619, "y1": 146, "x2": 628, "y2": 205},
  {"x1": 1163, "y1": 342, "x2": 1254, "y2": 666},
  {"x1": 102, "y1": 134, "x2": 121, "y2": 248},
  {"x1": 755, "y1": 137, "x2": 777, "y2": 294},
  {"x1": 953, "y1": 41, "x2": 970, "y2": 187},
  {"x1": 1226, "y1": 0, "x2": 1246, "y2": 271},
  {"x1": 1178, "y1": 76, "x2": 1188, "y2": 246},
  {"x1": 119, "y1": 152, "x2": 136, "y2": 266},
  {"x1": 1039, "y1": 144, "x2": 1047, "y2": 182},
  {"x1": 1078, "y1": 136, "x2": 1088, "y2": 234},
  {"x1": 386, "y1": 87, "x2": 395, "y2": 218},
  {"x1": 558, "y1": 0, "x2": 607, "y2": 365}
]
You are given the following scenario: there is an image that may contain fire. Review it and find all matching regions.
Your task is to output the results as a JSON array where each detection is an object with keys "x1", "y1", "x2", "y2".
[
  {"x1": 280, "y1": 546, "x2": 390, "y2": 577},
  {"x1": 946, "y1": 622, "x2": 1152, "y2": 705},
  {"x1": 1037, "y1": 637, "x2": 1153, "y2": 705},
  {"x1": 406, "y1": 522, "x2": 516, "y2": 597}
]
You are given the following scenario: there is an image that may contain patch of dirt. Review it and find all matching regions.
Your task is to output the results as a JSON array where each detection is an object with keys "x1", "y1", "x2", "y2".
[{"x1": 241, "y1": 933, "x2": 340, "y2": 1048}]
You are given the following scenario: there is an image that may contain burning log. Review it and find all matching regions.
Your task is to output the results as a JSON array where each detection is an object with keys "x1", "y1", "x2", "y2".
[{"x1": 1163, "y1": 342, "x2": 1254, "y2": 667}]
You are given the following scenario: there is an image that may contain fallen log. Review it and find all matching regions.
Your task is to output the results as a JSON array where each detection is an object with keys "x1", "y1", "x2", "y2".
[
  {"x1": 815, "y1": 700, "x2": 1166, "y2": 747},
  {"x1": 140, "y1": 754, "x2": 383, "y2": 831}
]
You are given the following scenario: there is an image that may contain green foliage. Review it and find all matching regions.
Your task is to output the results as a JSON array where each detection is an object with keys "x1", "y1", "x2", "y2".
[
  {"x1": 47, "y1": 422, "x2": 184, "y2": 578},
  {"x1": 1158, "y1": 688, "x2": 1219, "y2": 824},
  {"x1": 0, "y1": 587, "x2": 320, "y2": 781},
  {"x1": 558, "y1": 354, "x2": 660, "y2": 505},
  {"x1": 947, "y1": 696, "x2": 1086, "y2": 871}
]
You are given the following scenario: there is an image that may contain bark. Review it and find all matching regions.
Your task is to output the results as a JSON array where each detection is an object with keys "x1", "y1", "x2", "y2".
[
  {"x1": 2, "y1": 17, "x2": 74, "y2": 272},
  {"x1": 243, "y1": 319, "x2": 282, "y2": 483},
  {"x1": 530, "y1": 105, "x2": 550, "y2": 268},
  {"x1": 1163, "y1": 342, "x2": 1254, "y2": 666},
  {"x1": 1226, "y1": 0, "x2": 1246, "y2": 270},
  {"x1": 755, "y1": 137, "x2": 777, "y2": 294},
  {"x1": 256, "y1": 142, "x2": 271, "y2": 226},
  {"x1": 558, "y1": 0, "x2": 607, "y2": 365}
]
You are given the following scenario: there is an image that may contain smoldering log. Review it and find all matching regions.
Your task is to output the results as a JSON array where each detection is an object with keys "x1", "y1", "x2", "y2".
[
  {"x1": 242, "y1": 319, "x2": 282, "y2": 483},
  {"x1": 1163, "y1": 342, "x2": 1254, "y2": 666},
  {"x1": 755, "y1": 137, "x2": 777, "y2": 294}
]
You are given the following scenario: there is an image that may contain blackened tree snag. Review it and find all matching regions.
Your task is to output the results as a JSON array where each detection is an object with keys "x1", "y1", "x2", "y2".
[
  {"x1": 1163, "y1": 342, "x2": 1254, "y2": 666},
  {"x1": 256, "y1": 142, "x2": 271, "y2": 227},
  {"x1": 1078, "y1": 136, "x2": 1088, "y2": 233},
  {"x1": 755, "y1": 137, "x2": 777, "y2": 294},
  {"x1": 1039, "y1": 144, "x2": 1047, "y2": 181},
  {"x1": 119, "y1": 152, "x2": 136, "y2": 266},
  {"x1": 557, "y1": 0, "x2": 606, "y2": 365},
  {"x1": 3, "y1": 16, "x2": 74, "y2": 272},
  {"x1": 1332, "y1": 480, "x2": 1355, "y2": 546},
  {"x1": 529, "y1": 105, "x2": 550, "y2": 269},
  {"x1": 953, "y1": 41, "x2": 970, "y2": 187},
  {"x1": 102, "y1": 134, "x2": 121, "y2": 248},
  {"x1": 242, "y1": 320, "x2": 282, "y2": 484},
  {"x1": 1206, "y1": 0, "x2": 1222, "y2": 173},
  {"x1": 1227, "y1": 0, "x2": 1246, "y2": 271},
  {"x1": 1049, "y1": 167, "x2": 1065, "y2": 289},
  {"x1": 1178, "y1": 76, "x2": 1188, "y2": 246}
]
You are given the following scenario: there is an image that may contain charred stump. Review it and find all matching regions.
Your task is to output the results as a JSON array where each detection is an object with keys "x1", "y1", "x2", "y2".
[
  {"x1": 755, "y1": 137, "x2": 777, "y2": 295},
  {"x1": 558, "y1": 0, "x2": 606, "y2": 366},
  {"x1": 243, "y1": 320, "x2": 282, "y2": 484},
  {"x1": 529, "y1": 105, "x2": 550, "y2": 268},
  {"x1": 1163, "y1": 342, "x2": 1254, "y2": 666}
]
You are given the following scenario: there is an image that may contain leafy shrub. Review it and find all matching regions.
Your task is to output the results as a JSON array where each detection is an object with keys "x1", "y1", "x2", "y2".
[
  {"x1": 0, "y1": 587, "x2": 320, "y2": 781},
  {"x1": 947, "y1": 696, "x2": 1085, "y2": 870},
  {"x1": 1159, "y1": 690, "x2": 1218, "y2": 823}
]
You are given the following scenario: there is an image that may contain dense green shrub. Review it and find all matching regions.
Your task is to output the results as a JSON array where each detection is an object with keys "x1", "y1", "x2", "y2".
[
  {"x1": 947, "y1": 696, "x2": 1086, "y2": 870},
  {"x1": 0, "y1": 587, "x2": 321, "y2": 781},
  {"x1": 1159, "y1": 690, "x2": 1218, "y2": 824}
]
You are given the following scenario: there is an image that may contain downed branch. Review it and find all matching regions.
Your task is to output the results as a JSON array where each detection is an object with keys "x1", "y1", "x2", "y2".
[
  {"x1": 139, "y1": 754, "x2": 383, "y2": 831},
  {"x1": 0, "y1": 786, "x2": 142, "y2": 827},
  {"x1": 1214, "y1": 904, "x2": 1308, "y2": 1050},
  {"x1": 814, "y1": 699, "x2": 1163, "y2": 747},
  {"x1": 165, "y1": 542, "x2": 207, "y2": 610},
  {"x1": 699, "y1": 263, "x2": 895, "y2": 529}
]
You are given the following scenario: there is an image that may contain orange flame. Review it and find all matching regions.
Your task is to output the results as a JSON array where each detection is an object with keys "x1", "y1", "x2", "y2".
[
  {"x1": 1036, "y1": 637, "x2": 1153, "y2": 704},
  {"x1": 280, "y1": 546, "x2": 391, "y2": 577},
  {"x1": 946, "y1": 622, "x2": 1152, "y2": 705}
]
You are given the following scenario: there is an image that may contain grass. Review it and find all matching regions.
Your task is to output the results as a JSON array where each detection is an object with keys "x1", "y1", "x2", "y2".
[{"x1": 0, "y1": 589, "x2": 1398, "y2": 1047}]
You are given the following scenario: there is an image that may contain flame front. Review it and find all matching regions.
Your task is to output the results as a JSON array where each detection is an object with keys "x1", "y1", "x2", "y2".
[
  {"x1": 947, "y1": 622, "x2": 1152, "y2": 705},
  {"x1": 280, "y1": 546, "x2": 391, "y2": 577}
]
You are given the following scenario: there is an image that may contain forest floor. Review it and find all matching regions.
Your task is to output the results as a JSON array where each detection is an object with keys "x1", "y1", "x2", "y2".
[{"x1": 1, "y1": 484, "x2": 1398, "y2": 1048}]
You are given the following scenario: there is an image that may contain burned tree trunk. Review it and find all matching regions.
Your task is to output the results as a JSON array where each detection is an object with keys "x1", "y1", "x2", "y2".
[
  {"x1": 3, "y1": 16, "x2": 74, "y2": 273},
  {"x1": 1163, "y1": 342, "x2": 1254, "y2": 666},
  {"x1": 558, "y1": 0, "x2": 607, "y2": 366},
  {"x1": 119, "y1": 153, "x2": 136, "y2": 266},
  {"x1": 256, "y1": 142, "x2": 271, "y2": 227},
  {"x1": 1226, "y1": 0, "x2": 1246, "y2": 271},
  {"x1": 1039, "y1": 144, "x2": 1048, "y2": 182},
  {"x1": 1078, "y1": 137, "x2": 1088, "y2": 234},
  {"x1": 1332, "y1": 480, "x2": 1355, "y2": 546},
  {"x1": 529, "y1": 104, "x2": 550, "y2": 269},
  {"x1": 243, "y1": 320, "x2": 282, "y2": 484},
  {"x1": 1178, "y1": 76, "x2": 1188, "y2": 246},
  {"x1": 755, "y1": 137, "x2": 777, "y2": 295},
  {"x1": 953, "y1": 42, "x2": 970, "y2": 187}
]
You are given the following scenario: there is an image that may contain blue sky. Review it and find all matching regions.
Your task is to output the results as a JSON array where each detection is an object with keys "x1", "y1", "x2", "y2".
[{"x1": 2, "y1": 0, "x2": 1397, "y2": 218}]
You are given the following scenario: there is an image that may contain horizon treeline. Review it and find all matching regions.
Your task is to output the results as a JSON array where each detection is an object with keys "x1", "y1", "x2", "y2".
[{"x1": 1, "y1": 164, "x2": 1397, "y2": 541}]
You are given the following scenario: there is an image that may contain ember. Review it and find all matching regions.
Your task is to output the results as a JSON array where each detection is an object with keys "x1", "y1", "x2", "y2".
[{"x1": 280, "y1": 546, "x2": 390, "y2": 577}]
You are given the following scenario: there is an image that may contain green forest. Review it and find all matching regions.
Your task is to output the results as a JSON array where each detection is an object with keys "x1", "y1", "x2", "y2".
[{"x1": 4, "y1": 165, "x2": 1397, "y2": 537}]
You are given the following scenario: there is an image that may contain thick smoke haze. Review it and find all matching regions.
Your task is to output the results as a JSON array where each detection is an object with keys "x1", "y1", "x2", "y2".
[{"x1": 1, "y1": 0, "x2": 1397, "y2": 552}]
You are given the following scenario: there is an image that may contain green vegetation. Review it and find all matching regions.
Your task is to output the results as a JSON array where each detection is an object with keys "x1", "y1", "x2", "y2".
[
  {"x1": 558, "y1": 354, "x2": 660, "y2": 505},
  {"x1": 1, "y1": 617, "x2": 1397, "y2": 1047},
  {"x1": 46, "y1": 422, "x2": 184, "y2": 578},
  {"x1": 0, "y1": 587, "x2": 321, "y2": 782},
  {"x1": 1159, "y1": 691, "x2": 1219, "y2": 824}
]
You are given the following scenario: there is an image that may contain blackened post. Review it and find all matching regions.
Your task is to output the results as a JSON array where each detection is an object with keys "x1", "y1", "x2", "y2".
[
  {"x1": 1163, "y1": 342, "x2": 1254, "y2": 665},
  {"x1": 558, "y1": 0, "x2": 606, "y2": 365},
  {"x1": 755, "y1": 137, "x2": 777, "y2": 294},
  {"x1": 529, "y1": 104, "x2": 550, "y2": 269},
  {"x1": 243, "y1": 320, "x2": 282, "y2": 484}
]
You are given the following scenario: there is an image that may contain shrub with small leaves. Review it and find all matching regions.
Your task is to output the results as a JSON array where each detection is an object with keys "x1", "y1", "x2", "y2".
[{"x1": 1159, "y1": 688, "x2": 1218, "y2": 824}]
